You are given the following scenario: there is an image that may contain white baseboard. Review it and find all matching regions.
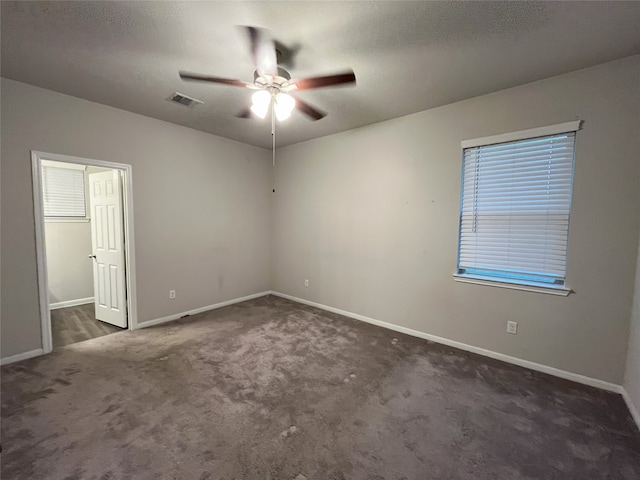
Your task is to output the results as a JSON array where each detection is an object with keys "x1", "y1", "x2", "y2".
[
  {"x1": 137, "y1": 291, "x2": 271, "y2": 329},
  {"x1": 621, "y1": 389, "x2": 640, "y2": 431},
  {"x1": 50, "y1": 297, "x2": 94, "y2": 310},
  {"x1": 1, "y1": 348, "x2": 44, "y2": 366},
  {"x1": 270, "y1": 291, "x2": 624, "y2": 394}
]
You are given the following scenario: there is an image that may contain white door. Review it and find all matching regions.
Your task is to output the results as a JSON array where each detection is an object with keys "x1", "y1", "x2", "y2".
[{"x1": 89, "y1": 170, "x2": 127, "y2": 328}]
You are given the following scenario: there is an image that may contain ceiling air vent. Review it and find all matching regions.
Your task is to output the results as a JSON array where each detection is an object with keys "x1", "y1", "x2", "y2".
[{"x1": 166, "y1": 92, "x2": 203, "y2": 108}]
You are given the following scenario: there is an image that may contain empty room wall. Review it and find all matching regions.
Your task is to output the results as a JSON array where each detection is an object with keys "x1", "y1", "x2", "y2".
[
  {"x1": 1, "y1": 78, "x2": 272, "y2": 359},
  {"x1": 272, "y1": 55, "x2": 640, "y2": 385}
]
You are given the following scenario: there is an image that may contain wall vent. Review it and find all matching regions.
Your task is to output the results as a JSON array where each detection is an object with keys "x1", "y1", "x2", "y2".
[{"x1": 166, "y1": 92, "x2": 203, "y2": 108}]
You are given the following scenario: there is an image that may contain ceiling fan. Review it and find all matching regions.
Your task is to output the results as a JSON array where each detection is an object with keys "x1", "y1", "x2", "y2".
[{"x1": 179, "y1": 26, "x2": 356, "y2": 122}]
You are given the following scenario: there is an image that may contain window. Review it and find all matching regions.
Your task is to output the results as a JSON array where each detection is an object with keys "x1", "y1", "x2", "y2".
[
  {"x1": 41, "y1": 163, "x2": 87, "y2": 219},
  {"x1": 456, "y1": 121, "x2": 580, "y2": 293}
]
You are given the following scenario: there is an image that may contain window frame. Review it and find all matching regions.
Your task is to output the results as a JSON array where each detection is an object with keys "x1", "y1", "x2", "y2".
[{"x1": 454, "y1": 120, "x2": 581, "y2": 296}]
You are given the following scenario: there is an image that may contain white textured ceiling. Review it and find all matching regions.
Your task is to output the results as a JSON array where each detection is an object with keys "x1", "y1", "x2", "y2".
[{"x1": 2, "y1": 1, "x2": 639, "y2": 149}]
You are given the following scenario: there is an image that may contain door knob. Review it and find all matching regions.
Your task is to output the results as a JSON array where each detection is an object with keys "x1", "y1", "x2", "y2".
[{"x1": 89, "y1": 255, "x2": 96, "y2": 259}]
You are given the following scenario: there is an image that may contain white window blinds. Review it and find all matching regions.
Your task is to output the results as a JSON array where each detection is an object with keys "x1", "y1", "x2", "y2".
[
  {"x1": 457, "y1": 127, "x2": 577, "y2": 287},
  {"x1": 42, "y1": 165, "x2": 87, "y2": 218}
]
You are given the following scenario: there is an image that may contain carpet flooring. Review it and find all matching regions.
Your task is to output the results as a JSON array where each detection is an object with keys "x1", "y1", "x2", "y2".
[
  {"x1": 51, "y1": 303, "x2": 124, "y2": 349},
  {"x1": 1, "y1": 295, "x2": 639, "y2": 479}
]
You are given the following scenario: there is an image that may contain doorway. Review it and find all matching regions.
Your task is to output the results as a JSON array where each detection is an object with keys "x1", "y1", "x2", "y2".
[{"x1": 32, "y1": 151, "x2": 138, "y2": 353}]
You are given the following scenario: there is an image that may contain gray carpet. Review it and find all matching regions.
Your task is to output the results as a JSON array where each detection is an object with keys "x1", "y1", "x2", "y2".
[{"x1": 2, "y1": 295, "x2": 639, "y2": 479}]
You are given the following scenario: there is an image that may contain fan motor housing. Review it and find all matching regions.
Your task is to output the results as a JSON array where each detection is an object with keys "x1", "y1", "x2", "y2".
[{"x1": 254, "y1": 67, "x2": 291, "y2": 86}]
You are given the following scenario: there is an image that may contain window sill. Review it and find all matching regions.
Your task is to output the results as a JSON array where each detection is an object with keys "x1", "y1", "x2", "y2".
[
  {"x1": 44, "y1": 218, "x2": 90, "y2": 223},
  {"x1": 453, "y1": 274, "x2": 571, "y2": 296}
]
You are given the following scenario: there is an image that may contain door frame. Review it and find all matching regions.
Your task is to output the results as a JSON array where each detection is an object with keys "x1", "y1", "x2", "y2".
[{"x1": 31, "y1": 151, "x2": 139, "y2": 354}]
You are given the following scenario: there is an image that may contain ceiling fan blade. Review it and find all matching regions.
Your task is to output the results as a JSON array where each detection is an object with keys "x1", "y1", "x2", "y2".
[
  {"x1": 236, "y1": 108, "x2": 254, "y2": 119},
  {"x1": 242, "y1": 26, "x2": 278, "y2": 77},
  {"x1": 274, "y1": 39, "x2": 301, "y2": 69},
  {"x1": 179, "y1": 71, "x2": 254, "y2": 88},
  {"x1": 294, "y1": 97, "x2": 326, "y2": 121},
  {"x1": 288, "y1": 70, "x2": 356, "y2": 91}
]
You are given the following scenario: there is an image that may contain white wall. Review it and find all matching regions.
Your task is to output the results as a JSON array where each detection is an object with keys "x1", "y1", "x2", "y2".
[
  {"x1": 45, "y1": 221, "x2": 93, "y2": 305},
  {"x1": 272, "y1": 55, "x2": 640, "y2": 385},
  {"x1": 1, "y1": 78, "x2": 272, "y2": 358},
  {"x1": 624, "y1": 225, "x2": 640, "y2": 423}
]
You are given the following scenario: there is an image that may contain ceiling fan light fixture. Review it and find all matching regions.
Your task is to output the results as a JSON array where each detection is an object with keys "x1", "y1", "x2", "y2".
[
  {"x1": 275, "y1": 108, "x2": 291, "y2": 122},
  {"x1": 251, "y1": 90, "x2": 271, "y2": 119},
  {"x1": 274, "y1": 93, "x2": 295, "y2": 121},
  {"x1": 251, "y1": 103, "x2": 269, "y2": 119}
]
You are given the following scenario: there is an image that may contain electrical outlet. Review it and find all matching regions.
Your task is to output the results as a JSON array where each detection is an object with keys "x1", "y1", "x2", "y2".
[
  {"x1": 304, "y1": 279, "x2": 309, "y2": 287},
  {"x1": 507, "y1": 321, "x2": 518, "y2": 335},
  {"x1": 169, "y1": 290, "x2": 176, "y2": 299}
]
